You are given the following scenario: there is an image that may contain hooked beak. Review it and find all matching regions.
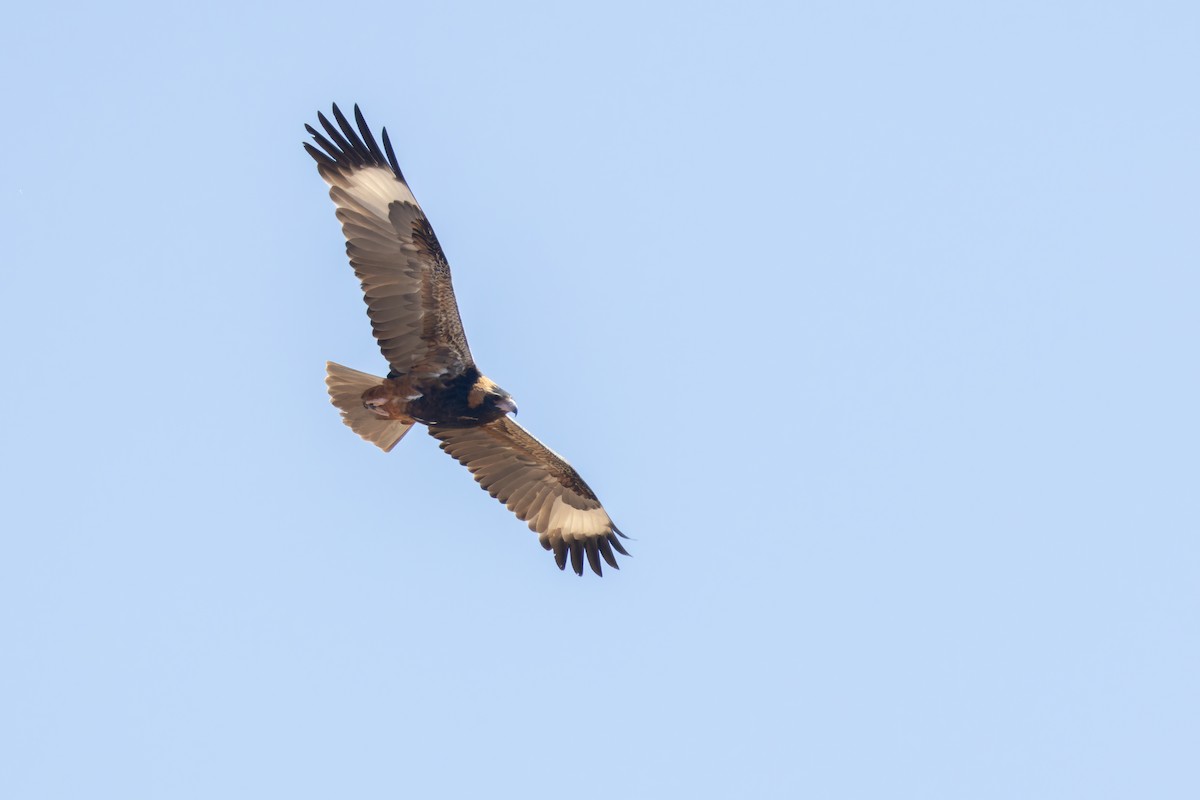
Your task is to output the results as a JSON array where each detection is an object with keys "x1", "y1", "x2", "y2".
[{"x1": 497, "y1": 396, "x2": 518, "y2": 416}]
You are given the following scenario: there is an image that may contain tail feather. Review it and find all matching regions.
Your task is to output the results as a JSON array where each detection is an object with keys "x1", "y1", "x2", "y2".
[{"x1": 325, "y1": 361, "x2": 414, "y2": 452}]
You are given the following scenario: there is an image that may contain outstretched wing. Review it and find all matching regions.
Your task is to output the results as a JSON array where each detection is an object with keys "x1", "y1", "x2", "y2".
[
  {"x1": 428, "y1": 418, "x2": 630, "y2": 576},
  {"x1": 305, "y1": 104, "x2": 473, "y2": 382}
]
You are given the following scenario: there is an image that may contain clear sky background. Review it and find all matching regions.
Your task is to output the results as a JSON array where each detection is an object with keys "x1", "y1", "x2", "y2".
[{"x1": 1, "y1": 1, "x2": 1197, "y2": 797}]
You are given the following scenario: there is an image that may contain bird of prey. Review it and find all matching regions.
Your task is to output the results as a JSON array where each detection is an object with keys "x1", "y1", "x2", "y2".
[{"x1": 304, "y1": 104, "x2": 629, "y2": 576}]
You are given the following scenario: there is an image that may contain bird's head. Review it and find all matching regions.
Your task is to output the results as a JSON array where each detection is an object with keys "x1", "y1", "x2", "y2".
[{"x1": 468, "y1": 375, "x2": 518, "y2": 419}]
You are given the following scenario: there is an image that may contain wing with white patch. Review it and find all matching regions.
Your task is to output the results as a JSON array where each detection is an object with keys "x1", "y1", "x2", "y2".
[
  {"x1": 428, "y1": 417, "x2": 629, "y2": 576},
  {"x1": 305, "y1": 104, "x2": 473, "y2": 382}
]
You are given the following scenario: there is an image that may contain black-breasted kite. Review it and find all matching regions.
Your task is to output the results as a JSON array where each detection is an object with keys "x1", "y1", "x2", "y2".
[{"x1": 305, "y1": 104, "x2": 628, "y2": 576}]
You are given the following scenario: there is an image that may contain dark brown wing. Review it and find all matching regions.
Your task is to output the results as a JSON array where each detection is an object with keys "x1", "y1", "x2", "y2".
[
  {"x1": 428, "y1": 417, "x2": 630, "y2": 576},
  {"x1": 305, "y1": 104, "x2": 473, "y2": 381}
]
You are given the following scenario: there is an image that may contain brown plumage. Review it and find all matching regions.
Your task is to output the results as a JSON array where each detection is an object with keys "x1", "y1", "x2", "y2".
[{"x1": 306, "y1": 104, "x2": 628, "y2": 576}]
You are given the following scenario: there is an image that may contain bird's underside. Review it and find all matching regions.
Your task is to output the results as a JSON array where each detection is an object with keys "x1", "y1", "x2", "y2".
[{"x1": 307, "y1": 104, "x2": 628, "y2": 576}]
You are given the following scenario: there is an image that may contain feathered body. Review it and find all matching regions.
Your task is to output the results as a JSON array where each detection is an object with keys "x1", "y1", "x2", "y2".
[
  {"x1": 361, "y1": 367, "x2": 512, "y2": 426},
  {"x1": 306, "y1": 104, "x2": 628, "y2": 576}
]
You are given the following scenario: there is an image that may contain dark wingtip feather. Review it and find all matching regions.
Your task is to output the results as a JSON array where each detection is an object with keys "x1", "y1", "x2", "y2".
[
  {"x1": 330, "y1": 104, "x2": 355, "y2": 137},
  {"x1": 303, "y1": 142, "x2": 335, "y2": 168},
  {"x1": 608, "y1": 532, "x2": 631, "y2": 557},
  {"x1": 305, "y1": 125, "x2": 341, "y2": 162},
  {"x1": 569, "y1": 540, "x2": 584, "y2": 576},
  {"x1": 316, "y1": 110, "x2": 358, "y2": 165},
  {"x1": 353, "y1": 104, "x2": 388, "y2": 165},
  {"x1": 331, "y1": 103, "x2": 371, "y2": 160},
  {"x1": 381, "y1": 127, "x2": 405, "y2": 180},
  {"x1": 585, "y1": 540, "x2": 603, "y2": 576},
  {"x1": 305, "y1": 103, "x2": 404, "y2": 180},
  {"x1": 597, "y1": 537, "x2": 620, "y2": 570},
  {"x1": 552, "y1": 538, "x2": 568, "y2": 570}
]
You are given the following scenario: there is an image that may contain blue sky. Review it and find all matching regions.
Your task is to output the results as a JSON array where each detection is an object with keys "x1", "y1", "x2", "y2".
[{"x1": 2, "y1": 1, "x2": 1197, "y2": 797}]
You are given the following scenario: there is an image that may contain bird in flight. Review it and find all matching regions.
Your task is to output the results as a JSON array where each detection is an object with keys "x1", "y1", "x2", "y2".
[{"x1": 304, "y1": 104, "x2": 629, "y2": 576}]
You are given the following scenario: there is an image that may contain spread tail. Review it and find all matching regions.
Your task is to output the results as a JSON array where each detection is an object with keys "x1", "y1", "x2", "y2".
[{"x1": 325, "y1": 361, "x2": 414, "y2": 452}]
